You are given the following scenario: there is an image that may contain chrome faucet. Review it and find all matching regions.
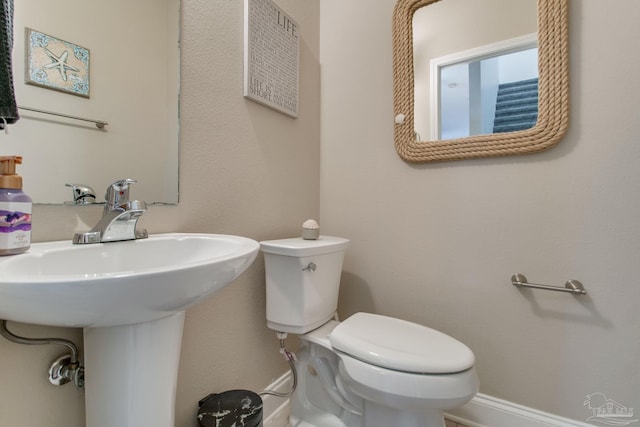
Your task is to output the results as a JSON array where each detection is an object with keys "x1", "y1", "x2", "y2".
[{"x1": 72, "y1": 179, "x2": 148, "y2": 244}]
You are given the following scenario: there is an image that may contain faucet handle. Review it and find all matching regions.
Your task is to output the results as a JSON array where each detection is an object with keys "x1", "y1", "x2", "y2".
[{"x1": 105, "y1": 179, "x2": 137, "y2": 207}]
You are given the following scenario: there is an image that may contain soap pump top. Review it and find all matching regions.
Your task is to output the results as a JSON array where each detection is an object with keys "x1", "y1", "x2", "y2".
[{"x1": 0, "y1": 156, "x2": 23, "y2": 189}]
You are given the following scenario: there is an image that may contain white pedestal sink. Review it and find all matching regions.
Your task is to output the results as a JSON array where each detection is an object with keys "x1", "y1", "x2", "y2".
[{"x1": 0, "y1": 233, "x2": 260, "y2": 427}]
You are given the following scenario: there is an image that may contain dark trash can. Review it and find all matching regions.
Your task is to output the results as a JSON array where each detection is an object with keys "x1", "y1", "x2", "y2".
[{"x1": 197, "y1": 389, "x2": 263, "y2": 427}]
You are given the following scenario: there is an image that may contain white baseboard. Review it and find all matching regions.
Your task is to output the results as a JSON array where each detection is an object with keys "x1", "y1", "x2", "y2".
[
  {"x1": 262, "y1": 372, "x2": 293, "y2": 427},
  {"x1": 446, "y1": 393, "x2": 594, "y2": 427},
  {"x1": 261, "y1": 372, "x2": 592, "y2": 427}
]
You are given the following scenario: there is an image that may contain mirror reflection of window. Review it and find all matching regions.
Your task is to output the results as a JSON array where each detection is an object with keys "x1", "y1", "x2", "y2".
[
  {"x1": 439, "y1": 47, "x2": 538, "y2": 140},
  {"x1": 412, "y1": 0, "x2": 538, "y2": 142}
]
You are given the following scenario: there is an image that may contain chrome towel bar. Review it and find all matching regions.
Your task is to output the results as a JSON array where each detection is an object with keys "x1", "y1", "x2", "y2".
[
  {"x1": 511, "y1": 273, "x2": 587, "y2": 295},
  {"x1": 19, "y1": 106, "x2": 108, "y2": 129}
]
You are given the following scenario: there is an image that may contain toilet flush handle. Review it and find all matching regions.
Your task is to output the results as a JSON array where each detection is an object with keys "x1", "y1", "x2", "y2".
[{"x1": 302, "y1": 262, "x2": 316, "y2": 272}]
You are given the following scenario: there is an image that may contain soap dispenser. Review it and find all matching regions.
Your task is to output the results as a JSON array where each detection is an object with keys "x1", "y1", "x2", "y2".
[{"x1": 0, "y1": 156, "x2": 32, "y2": 255}]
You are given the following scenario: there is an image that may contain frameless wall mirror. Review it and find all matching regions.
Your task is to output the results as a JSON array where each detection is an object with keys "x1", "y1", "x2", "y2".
[
  {"x1": 2, "y1": 0, "x2": 180, "y2": 204},
  {"x1": 392, "y1": 0, "x2": 568, "y2": 163}
]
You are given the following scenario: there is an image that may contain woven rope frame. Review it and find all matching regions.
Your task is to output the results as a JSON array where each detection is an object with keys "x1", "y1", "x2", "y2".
[{"x1": 392, "y1": 0, "x2": 569, "y2": 163}]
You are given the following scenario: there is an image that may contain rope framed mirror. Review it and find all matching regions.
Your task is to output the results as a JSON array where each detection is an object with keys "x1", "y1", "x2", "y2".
[{"x1": 392, "y1": 0, "x2": 569, "y2": 163}]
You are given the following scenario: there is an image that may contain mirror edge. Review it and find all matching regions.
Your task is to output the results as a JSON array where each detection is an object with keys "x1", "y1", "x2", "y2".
[{"x1": 392, "y1": 0, "x2": 569, "y2": 163}]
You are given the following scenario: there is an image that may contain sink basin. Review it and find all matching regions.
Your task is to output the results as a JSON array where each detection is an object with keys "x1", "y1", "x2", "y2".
[
  {"x1": 0, "y1": 233, "x2": 259, "y2": 327},
  {"x1": 0, "y1": 233, "x2": 260, "y2": 427}
]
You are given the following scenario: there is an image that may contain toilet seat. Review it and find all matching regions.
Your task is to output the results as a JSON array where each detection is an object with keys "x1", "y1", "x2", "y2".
[
  {"x1": 330, "y1": 312, "x2": 474, "y2": 374},
  {"x1": 337, "y1": 352, "x2": 479, "y2": 411}
]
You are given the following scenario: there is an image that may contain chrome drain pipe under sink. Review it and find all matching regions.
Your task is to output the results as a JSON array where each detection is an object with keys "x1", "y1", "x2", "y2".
[{"x1": 0, "y1": 320, "x2": 84, "y2": 388}]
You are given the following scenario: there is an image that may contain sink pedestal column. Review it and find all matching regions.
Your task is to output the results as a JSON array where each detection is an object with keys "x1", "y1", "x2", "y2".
[{"x1": 83, "y1": 312, "x2": 185, "y2": 427}]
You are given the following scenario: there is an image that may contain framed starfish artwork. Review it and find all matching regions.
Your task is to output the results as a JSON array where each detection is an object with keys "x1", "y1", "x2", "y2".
[{"x1": 25, "y1": 28, "x2": 90, "y2": 98}]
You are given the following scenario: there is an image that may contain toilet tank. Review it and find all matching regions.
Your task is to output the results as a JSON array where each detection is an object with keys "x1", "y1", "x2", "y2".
[{"x1": 260, "y1": 236, "x2": 349, "y2": 334}]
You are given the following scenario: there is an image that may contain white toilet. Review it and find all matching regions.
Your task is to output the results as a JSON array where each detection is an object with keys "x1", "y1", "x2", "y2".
[{"x1": 260, "y1": 236, "x2": 479, "y2": 427}]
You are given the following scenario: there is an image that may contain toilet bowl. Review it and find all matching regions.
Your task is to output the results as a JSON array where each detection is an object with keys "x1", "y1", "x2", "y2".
[{"x1": 260, "y1": 236, "x2": 478, "y2": 427}]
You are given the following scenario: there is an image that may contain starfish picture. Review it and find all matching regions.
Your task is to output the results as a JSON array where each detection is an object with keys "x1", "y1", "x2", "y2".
[
  {"x1": 26, "y1": 28, "x2": 90, "y2": 97},
  {"x1": 43, "y1": 48, "x2": 80, "y2": 82}
]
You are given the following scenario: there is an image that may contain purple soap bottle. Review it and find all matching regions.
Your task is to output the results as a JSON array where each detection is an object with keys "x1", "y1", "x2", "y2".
[{"x1": 0, "y1": 156, "x2": 32, "y2": 255}]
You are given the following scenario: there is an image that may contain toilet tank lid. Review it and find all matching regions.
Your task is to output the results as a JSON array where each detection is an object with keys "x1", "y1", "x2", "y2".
[
  {"x1": 330, "y1": 312, "x2": 475, "y2": 374},
  {"x1": 260, "y1": 236, "x2": 349, "y2": 256}
]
